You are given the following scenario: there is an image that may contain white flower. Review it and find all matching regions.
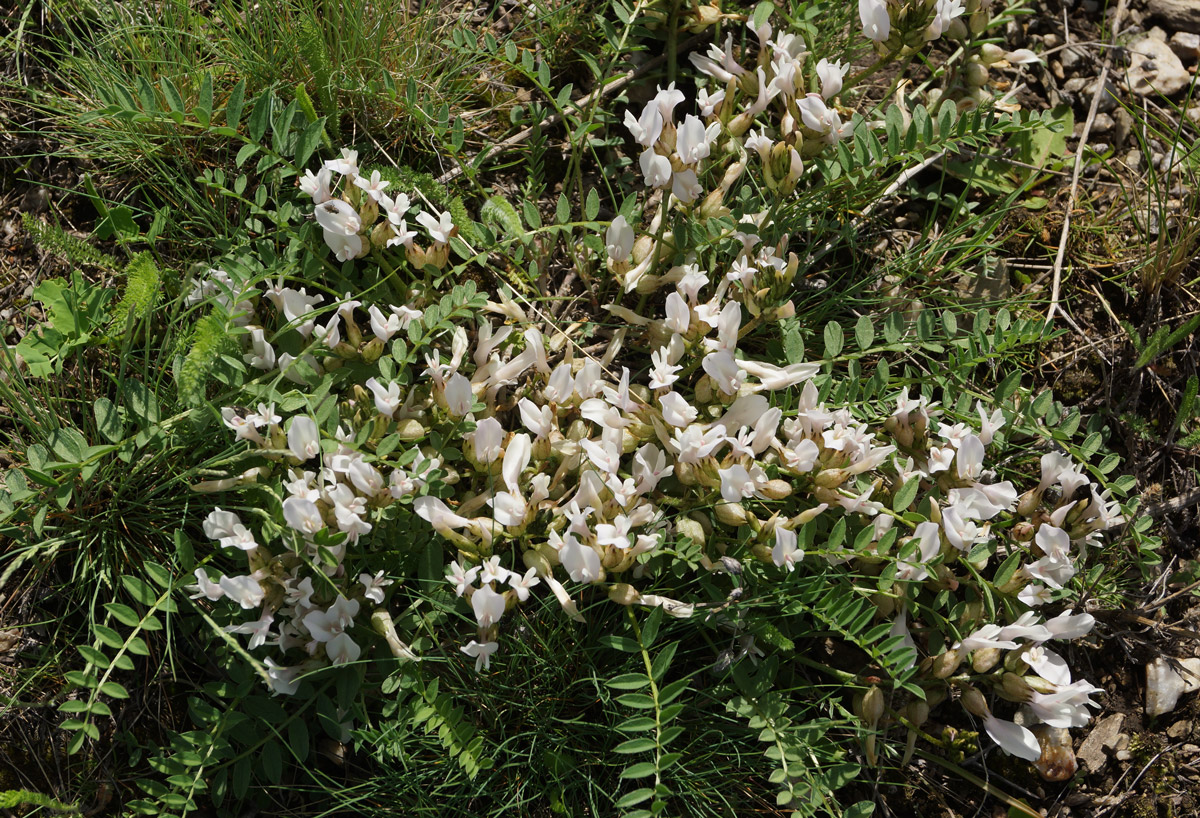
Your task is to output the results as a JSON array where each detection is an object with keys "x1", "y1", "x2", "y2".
[
  {"x1": 1006, "y1": 48, "x2": 1041, "y2": 65},
  {"x1": 718, "y1": 463, "x2": 768, "y2": 503},
  {"x1": 282, "y1": 496, "x2": 325, "y2": 536},
  {"x1": 472, "y1": 584, "x2": 507, "y2": 627},
  {"x1": 625, "y1": 101, "x2": 664, "y2": 148},
  {"x1": 353, "y1": 169, "x2": 390, "y2": 201},
  {"x1": 606, "y1": 215, "x2": 635, "y2": 262},
  {"x1": 926, "y1": 0, "x2": 965, "y2": 40},
  {"x1": 218, "y1": 574, "x2": 264, "y2": 609},
  {"x1": 675, "y1": 115, "x2": 720, "y2": 164},
  {"x1": 984, "y1": 715, "x2": 1041, "y2": 761},
  {"x1": 517, "y1": 398, "x2": 553, "y2": 438},
  {"x1": 772, "y1": 526, "x2": 803, "y2": 571},
  {"x1": 365, "y1": 377, "x2": 403, "y2": 418},
  {"x1": 288, "y1": 416, "x2": 321, "y2": 461},
  {"x1": 461, "y1": 639, "x2": 499, "y2": 672},
  {"x1": 414, "y1": 496, "x2": 472, "y2": 533},
  {"x1": 658, "y1": 391, "x2": 699, "y2": 427},
  {"x1": 444, "y1": 373, "x2": 474, "y2": 416},
  {"x1": 702, "y1": 350, "x2": 746, "y2": 395},
  {"x1": 187, "y1": 568, "x2": 225, "y2": 601},
  {"x1": 386, "y1": 219, "x2": 417, "y2": 248},
  {"x1": 470, "y1": 417, "x2": 505, "y2": 464},
  {"x1": 663, "y1": 293, "x2": 691, "y2": 336},
  {"x1": 859, "y1": 0, "x2": 890, "y2": 41},
  {"x1": 1043, "y1": 612, "x2": 1094, "y2": 641},
  {"x1": 225, "y1": 611, "x2": 276, "y2": 650},
  {"x1": 447, "y1": 561, "x2": 480, "y2": 596},
  {"x1": 596, "y1": 515, "x2": 633, "y2": 550},
  {"x1": 325, "y1": 632, "x2": 362, "y2": 665},
  {"x1": 299, "y1": 167, "x2": 333, "y2": 203},
  {"x1": 639, "y1": 148, "x2": 673, "y2": 188},
  {"x1": 671, "y1": 169, "x2": 702, "y2": 203},
  {"x1": 957, "y1": 624, "x2": 1018, "y2": 653},
  {"x1": 816, "y1": 59, "x2": 849, "y2": 99},
  {"x1": 417, "y1": 208, "x2": 455, "y2": 244},
  {"x1": 314, "y1": 199, "x2": 362, "y2": 236},
  {"x1": 357, "y1": 571, "x2": 392, "y2": 604},
  {"x1": 507, "y1": 568, "x2": 541, "y2": 602},
  {"x1": 649, "y1": 349, "x2": 682, "y2": 389},
  {"x1": 324, "y1": 148, "x2": 359, "y2": 177},
  {"x1": 323, "y1": 230, "x2": 363, "y2": 262},
  {"x1": 560, "y1": 534, "x2": 602, "y2": 583}
]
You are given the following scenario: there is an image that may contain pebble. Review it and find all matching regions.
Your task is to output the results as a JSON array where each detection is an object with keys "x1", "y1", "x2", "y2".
[
  {"x1": 1168, "y1": 720, "x2": 1192, "y2": 739},
  {"x1": 1091, "y1": 112, "x2": 1115, "y2": 134},
  {"x1": 1126, "y1": 36, "x2": 1193, "y2": 96},
  {"x1": 1170, "y1": 31, "x2": 1200, "y2": 62},
  {"x1": 1149, "y1": 25, "x2": 1170, "y2": 41},
  {"x1": 1148, "y1": 0, "x2": 1200, "y2": 33},
  {"x1": 1044, "y1": 34, "x2": 1061, "y2": 49},
  {"x1": 1187, "y1": 105, "x2": 1200, "y2": 124},
  {"x1": 1116, "y1": 748, "x2": 1133, "y2": 761},
  {"x1": 1077, "y1": 713, "x2": 1126, "y2": 772}
]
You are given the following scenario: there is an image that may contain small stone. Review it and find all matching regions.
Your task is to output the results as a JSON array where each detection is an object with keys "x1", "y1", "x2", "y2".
[
  {"x1": 1148, "y1": 0, "x2": 1200, "y2": 33},
  {"x1": 1147, "y1": 656, "x2": 1200, "y2": 717},
  {"x1": 1077, "y1": 713, "x2": 1126, "y2": 772},
  {"x1": 1114, "y1": 107, "x2": 1135, "y2": 146},
  {"x1": 1116, "y1": 749, "x2": 1133, "y2": 761},
  {"x1": 1187, "y1": 105, "x2": 1200, "y2": 124},
  {"x1": 1052, "y1": 59, "x2": 1065, "y2": 80},
  {"x1": 1044, "y1": 34, "x2": 1061, "y2": 49},
  {"x1": 1170, "y1": 31, "x2": 1200, "y2": 62},
  {"x1": 1126, "y1": 36, "x2": 1193, "y2": 96},
  {"x1": 1115, "y1": 734, "x2": 1131, "y2": 751},
  {"x1": 1149, "y1": 25, "x2": 1170, "y2": 41},
  {"x1": 1061, "y1": 45, "x2": 1085, "y2": 72},
  {"x1": 1168, "y1": 721, "x2": 1193, "y2": 739},
  {"x1": 1092, "y1": 113, "x2": 1115, "y2": 133},
  {"x1": 1183, "y1": 744, "x2": 1200, "y2": 754}
]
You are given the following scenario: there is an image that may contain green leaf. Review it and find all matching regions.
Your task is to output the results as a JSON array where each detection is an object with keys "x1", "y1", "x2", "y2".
[
  {"x1": 248, "y1": 90, "x2": 273, "y2": 144},
  {"x1": 615, "y1": 693, "x2": 657, "y2": 710},
  {"x1": 143, "y1": 561, "x2": 171, "y2": 588},
  {"x1": 93, "y1": 625, "x2": 124, "y2": 649},
  {"x1": 161, "y1": 77, "x2": 184, "y2": 112},
  {"x1": 615, "y1": 788, "x2": 655, "y2": 807},
  {"x1": 294, "y1": 120, "x2": 324, "y2": 169},
  {"x1": 993, "y1": 552, "x2": 1021, "y2": 590},
  {"x1": 892, "y1": 477, "x2": 920, "y2": 512},
  {"x1": 617, "y1": 716, "x2": 657, "y2": 732},
  {"x1": 585, "y1": 188, "x2": 600, "y2": 221},
  {"x1": 613, "y1": 737, "x2": 657, "y2": 754},
  {"x1": 261, "y1": 739, "x2": 283, "y2": 783},
  {"x1": 121, "y1": 575, "x2": 158, "y2": 606},
  {"x1": 599, "y1": 635, "x2": 640, "y2": 652},
  {"x1": 650, "y1": 642, "x2": 678, "y2": 682},
  {"x1": 608, "y1": 673, "x2": 652, "y2": 690},
  {"x1": 48, "y1": 426, "x2": 87, "y2": 463},
  {"x1": 78, "y1": 645, "x2": 110, "y2": 668},
  {"x1": 225, "y1": 79, "x2": 247, "y2": 127},
  {"x1": 195, "y1": 72, "x2": 213, "y2": 125},
  {"x1": 823, "y1": 321, "x2": 844, "y2": 358},
  {"x1": 556, "y1": 193, "x2": 570, "y2": 224},
  {"x1": 619, "y1": 762, "x2": 658, "y2": 779},
  {"x1": 100, "y1": 681, "x2": 130, "y2": 699},
  {"x1": 104, "y1": 602, "x2": 141, "y2": 627},
  {"x1": 640, "y1": 605, "x2": 664, "y2": 647},
  {"x1": 854, "y1": 315, "x2": 874, "y2": 350}
]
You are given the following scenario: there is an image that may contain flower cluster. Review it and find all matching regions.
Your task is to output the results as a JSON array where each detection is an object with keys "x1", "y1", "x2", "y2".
[
  {"x1": 299, "y1": 148, "x2": 456, "y2": 267},
  {"x1": 186, "y1": 1, "x2": 1120, "y2": 770}
]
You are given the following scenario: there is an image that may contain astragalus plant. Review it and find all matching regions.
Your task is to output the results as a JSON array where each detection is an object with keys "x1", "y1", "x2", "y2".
[{"x1": 176, "y1": 0, "x2": 1127, "y2": 812}]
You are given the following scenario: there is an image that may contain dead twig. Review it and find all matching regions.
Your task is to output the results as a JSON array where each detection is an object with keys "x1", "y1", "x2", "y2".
[{"x1": 1045, "y1": 0, "x2": 1127, "y2": 327}]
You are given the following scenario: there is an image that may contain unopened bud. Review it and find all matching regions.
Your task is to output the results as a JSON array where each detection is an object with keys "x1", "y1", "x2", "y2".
[
  {"x1": 715, "y1": 502, "x2": 749, "y2": 527},
  {"x1": 523, "y1": 549, "x2": 552, "y2": 576},
  {"x1": 965, "y1": 61, "x2": 989, "y2": 88},
  {"x1": 932, "y1": 649, "x2": 962, "y2": 678},
  {"x1": 979, "y1": 43, "x2": 1005, "y2": 64},
  {"x1": 759, "y1": 480, "x2": 793, "y2": 500},
  {"x1": 971, "y1": 647, "x2": 1001, "y2": 673},
  {"x1": 861, "y1": 686, "x2": 886, "y2": 725},
  {"x1": 608, "y1": 583, "x2": 640, "y2": 605},
  {"x1": 675, "y1": 516, "x2": 708, "y2": 548},
  {"x1": 1001, "y1": 672, "x2": 1033, "y2": 702},
  {"x1": 960, "y1": 685, "x2": 990, "y2": 717},
  {"x1": 814, "y1": 468, "x2": 848, "y2": 488}
]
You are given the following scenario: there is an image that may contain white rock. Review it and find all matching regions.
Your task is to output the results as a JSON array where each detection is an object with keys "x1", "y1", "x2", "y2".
[
  {"x1": 1170, "y1": 31, "x2": 1200, "y2": 62},
  {"x1": 1148, "y1": 0, "x2": 1200, "y2": 33},
  {"x1": 1146, "y1": 656, "x2": 1200, "y2": 717},
  {"x1": 1126, "y1": 36, "x2": 1193, "y2": 96}
]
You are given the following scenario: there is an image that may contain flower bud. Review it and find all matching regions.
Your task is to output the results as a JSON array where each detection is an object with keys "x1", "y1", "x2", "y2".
[
  {"x1": 522, "y1": 550, "x2": 552, "y2": 577},
  {"x1": 968, "y1": 8, "x2": 989, "y2": 34},
  {"x1": 971, "y1": 647, "x2": 1001, "y2": 673},
  {"x1": 871, "y1": 592, "x2": 896, "y2": 617},
  {"x1": 371, "y1": 609, "x2": 420, "y2": 662},
  {"x1": 945, "y1": 17, "x2": 968, "y2": 39},
  {"x1": 358, "y1": 197, "x2": 379, "y2": 226},
  {"x1": 394, "y1": 418, "x2": 425, "y2": 440},
  {"x1": 759, "y1": 480, "x2": 793, "y2": 500},
  {"x1": 965, "y1": 61, "x2": 989, "y2": 88},
  {"x1": 1000, "y1": 672, "x2": 1033, "y2": 702},
  {"x1": 979, "y1": 43, "x2": 1005, "y2": 65},
  {"x1": 960, "y1": 685, "x2": 990, "y2": 717},
  {"x1": 608, "y1": 583, "x2": 640, "y2": 605},
  {"x1": 362, "y1": 338, "x2": 385, "y2": 363},
  {"x1": 370, "y1": 221, "x2": 393, "y2": 249},
  {"x1": 675, "y1": 516, "x2": 708, "y2": 549},
  {"x1": 715, "y1": 502, "x2": 749, "y2": 527},
  {"x1": 905, "y1": 700, "x2": 930, "y2": 727},
  {"x1": 813, "y1": 468, "x2": 848, "y2": 488},
  {"x1": 932, "y1": 649, "x2": 962, "y2": 678}
]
